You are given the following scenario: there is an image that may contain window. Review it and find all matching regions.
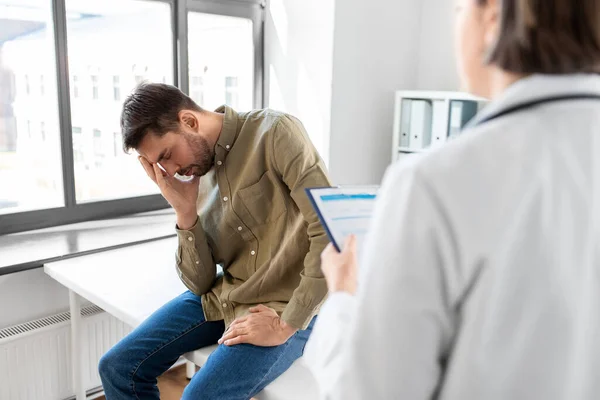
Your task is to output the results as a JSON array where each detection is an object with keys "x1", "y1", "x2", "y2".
[
  {"x1": 91, "y1": 75, "x2": 99, "y2": 100},
  {"x1": 188, "y1": 13, "x2": 254, "y2": 111},
  {"x1": 225, "y1": 76, "x2": 239, "y2": 108},
  {"x1": 113, "y1": 75, "x2": 121, "y2": 101},
  {"x1": 1, "y1": 0, "x2": 263, "y2": 235},
  {"x1": 66, "y1": 0, "x2": 173, "y2": 203},
  {"x1": 190, "y1": 76, "x2": 205, "y2": 106},
  {"x1": 73, "y1": 75, "x2": 79, "y2": 98},
  {"x1": 72, "y1": 127, "x2": 83, "y2": 163},
  {"x1": 113, "y1": 131, "x2": 122, "y2": 157},
  {"x1": 93, "y1": 129, "x2": 102, "y2": 153},
  {"x1": 93, "y1": 129, "x2": 103, "y2": 168},
  {"x1": 0, "y1": 1, "x2": 64, "y2": 216}
]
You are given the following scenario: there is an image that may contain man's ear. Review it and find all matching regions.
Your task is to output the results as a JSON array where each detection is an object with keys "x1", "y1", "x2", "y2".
[{"x1": 179, "y1": 110, "x2": 198, "y2": 130}]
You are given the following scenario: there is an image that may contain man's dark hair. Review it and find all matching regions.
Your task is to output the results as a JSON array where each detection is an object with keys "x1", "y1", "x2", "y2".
[
  {"x1": 478, "y1": 0, "x2": 600, "y2": 74},
  {"x1": 121, "y1": 82, "x2": 202, "y2": 152}
]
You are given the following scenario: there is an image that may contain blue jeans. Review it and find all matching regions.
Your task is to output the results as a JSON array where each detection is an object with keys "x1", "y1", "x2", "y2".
[{"x1": 99, "y1": 290, "x2": 315, "y2": 400}]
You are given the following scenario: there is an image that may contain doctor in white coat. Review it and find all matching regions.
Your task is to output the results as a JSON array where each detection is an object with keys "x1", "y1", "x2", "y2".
[{"x1": 305, "y1": 0, "x2": 600, "y2": 399}]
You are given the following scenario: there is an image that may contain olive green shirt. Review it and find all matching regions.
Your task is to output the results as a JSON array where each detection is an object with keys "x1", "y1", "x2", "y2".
[{"x1": 175, "y1": 106, "x2": 331, "y2": 330}]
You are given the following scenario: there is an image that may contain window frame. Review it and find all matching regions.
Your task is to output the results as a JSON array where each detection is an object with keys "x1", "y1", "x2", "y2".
[
  {"x1": 179, "y1": 0, "x2": 264, "y2": 108},
  {"x1": 0, "y1": 0, "x2": 265, "y2": 235}
]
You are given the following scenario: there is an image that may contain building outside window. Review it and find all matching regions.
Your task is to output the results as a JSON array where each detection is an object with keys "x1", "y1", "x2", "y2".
[
  {"x1": 91, "y1": 75, "x2": 99, "y2": 100},
  {"x1": 190, "y1": 75, "x2": 205, "y2": 106},
  {"x1": 73, "y1": 75, "x2": 79, "y2": 98},
  {"x1": 113, "y1": 131, "x2": 122, "y2": 157},
  {"x1": 113, "y1": 75, "x2": 120, "y2": 101},
  {"x1": 72, "y1": 127, "x2": 83, "y2": 163},
  {"x1": 225, "y1": 76, "x2": 239, "y2": 108}
]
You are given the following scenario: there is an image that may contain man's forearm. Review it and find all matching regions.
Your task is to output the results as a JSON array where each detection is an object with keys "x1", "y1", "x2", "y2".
[{"x1": 175, "y1": 216, "x2": 217, "y2": 295}]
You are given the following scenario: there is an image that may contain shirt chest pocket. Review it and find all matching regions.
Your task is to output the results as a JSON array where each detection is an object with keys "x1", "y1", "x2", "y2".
[{"x1": 234, "y1": 171, "x2": 287, "y2": 228}]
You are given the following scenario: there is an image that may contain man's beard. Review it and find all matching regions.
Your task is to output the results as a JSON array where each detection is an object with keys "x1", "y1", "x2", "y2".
[{"x1": 181, "y1": 132, "x2": 214, "y2": 177}]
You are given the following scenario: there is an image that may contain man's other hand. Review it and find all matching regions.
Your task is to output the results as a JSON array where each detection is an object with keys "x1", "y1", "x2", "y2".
[{"x1": 218, "y1": 305, "x2": 298, "y2": 347}]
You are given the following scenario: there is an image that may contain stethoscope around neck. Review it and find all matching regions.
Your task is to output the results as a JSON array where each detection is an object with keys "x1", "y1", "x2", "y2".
[{"x1": 472, "y1": 93, "x2": 600, "y2": 127}]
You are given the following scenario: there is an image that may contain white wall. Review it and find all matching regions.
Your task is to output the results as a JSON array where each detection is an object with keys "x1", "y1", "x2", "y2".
[
  {"x1": 265, "y1": 0, "x2": 459, "y2": 185},
  {"x1": 0, "y1": 269, "x2": 71, "y2": 328},
  {"x1": 265, "y1": 0, "x2": 335, "y2": 165},
  {"x1": 327, "y1": 0, "x2": 423, "y2": 185},
  {"x1": 416, "y1": 0, "x2": 459, "y2": 91}
]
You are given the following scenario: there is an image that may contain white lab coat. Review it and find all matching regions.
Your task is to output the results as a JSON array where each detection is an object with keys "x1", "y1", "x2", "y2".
[{"x1": 304, "y1": 74, "x2": 600, "y2": 400}]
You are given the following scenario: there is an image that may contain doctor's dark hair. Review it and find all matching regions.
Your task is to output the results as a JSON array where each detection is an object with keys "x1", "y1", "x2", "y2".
[
  {"x1": 120, "y1": 82, "x2": 203, "y2": 152},
  {"x1": 478, "y1": 0, "x2": 600, "y2": 74}
]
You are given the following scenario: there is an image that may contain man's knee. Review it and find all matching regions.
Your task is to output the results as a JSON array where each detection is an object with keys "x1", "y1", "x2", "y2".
[{"x1": 98, "y1": 347, "x2": 122, "y2": 381}]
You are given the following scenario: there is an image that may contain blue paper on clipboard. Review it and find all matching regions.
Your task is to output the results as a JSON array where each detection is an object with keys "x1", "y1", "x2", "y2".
[{"x1": 305, "y1": 186, "x2": 379, "y2": 256}]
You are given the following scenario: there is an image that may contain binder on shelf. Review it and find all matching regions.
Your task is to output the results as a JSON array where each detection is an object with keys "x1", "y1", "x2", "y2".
[
  {"x1": 430, "y1": 99, "x2": 449, "y2": 148},
  {"x1": 408, "y1": 100, "x2": 432, "y2": 150},
  {"x1": 399, "y1": 99, "x2": 412, "y2": 148},
  {"x1": 448, "y1": 100, "x2": 478, "y2": 137}
]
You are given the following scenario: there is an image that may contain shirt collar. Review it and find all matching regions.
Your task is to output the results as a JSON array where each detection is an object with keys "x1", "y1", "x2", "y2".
[
  {"x1": 467, "y1": 73, "x2": 600, "y2": 128},
  {"x1": 214, "y1": 105, "x2": 238, "y2": 157}
]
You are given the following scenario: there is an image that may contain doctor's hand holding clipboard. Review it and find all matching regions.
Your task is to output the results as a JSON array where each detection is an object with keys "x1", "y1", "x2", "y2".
[{"x1": 305, "y1": 186, "x2": 379, "y2": 294}]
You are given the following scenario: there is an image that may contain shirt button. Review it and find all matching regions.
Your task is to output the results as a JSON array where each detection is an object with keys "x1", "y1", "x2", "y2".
[
  {"x1": 223, "y1": 196, "x2": 228, "y2": 202},
  {"x1": 222, "y1": 303, "x2": 228, "y2": 308},
  {"x1": 237, "y1": 226, "x2": 242, "y2": 231},
  {"x1": 187, "y1": 237, "x2": 193, "y2": 242},
  {"x1": 195, "y1": 261, "x2": 200, "y2": 265},
  {"x1": 251, "y1": 250, "x2": 256, "y2": 256},
  {"x1": 217, "y1": 160, "x2": 223, "y2": 166},
  {"x1": 226, "y1": 145, "x2": 230, "y2": 150}
]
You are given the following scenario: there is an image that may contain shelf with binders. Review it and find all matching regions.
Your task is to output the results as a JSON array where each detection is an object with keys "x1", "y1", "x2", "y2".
[{"x1": 391, "y1": 90, "x2": 488, "y2": 163}]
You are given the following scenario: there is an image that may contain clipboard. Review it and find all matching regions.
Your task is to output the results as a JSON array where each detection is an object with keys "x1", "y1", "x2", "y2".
[{"x1": 305, "y1": 185, "x2": 379, "y2": 252}]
